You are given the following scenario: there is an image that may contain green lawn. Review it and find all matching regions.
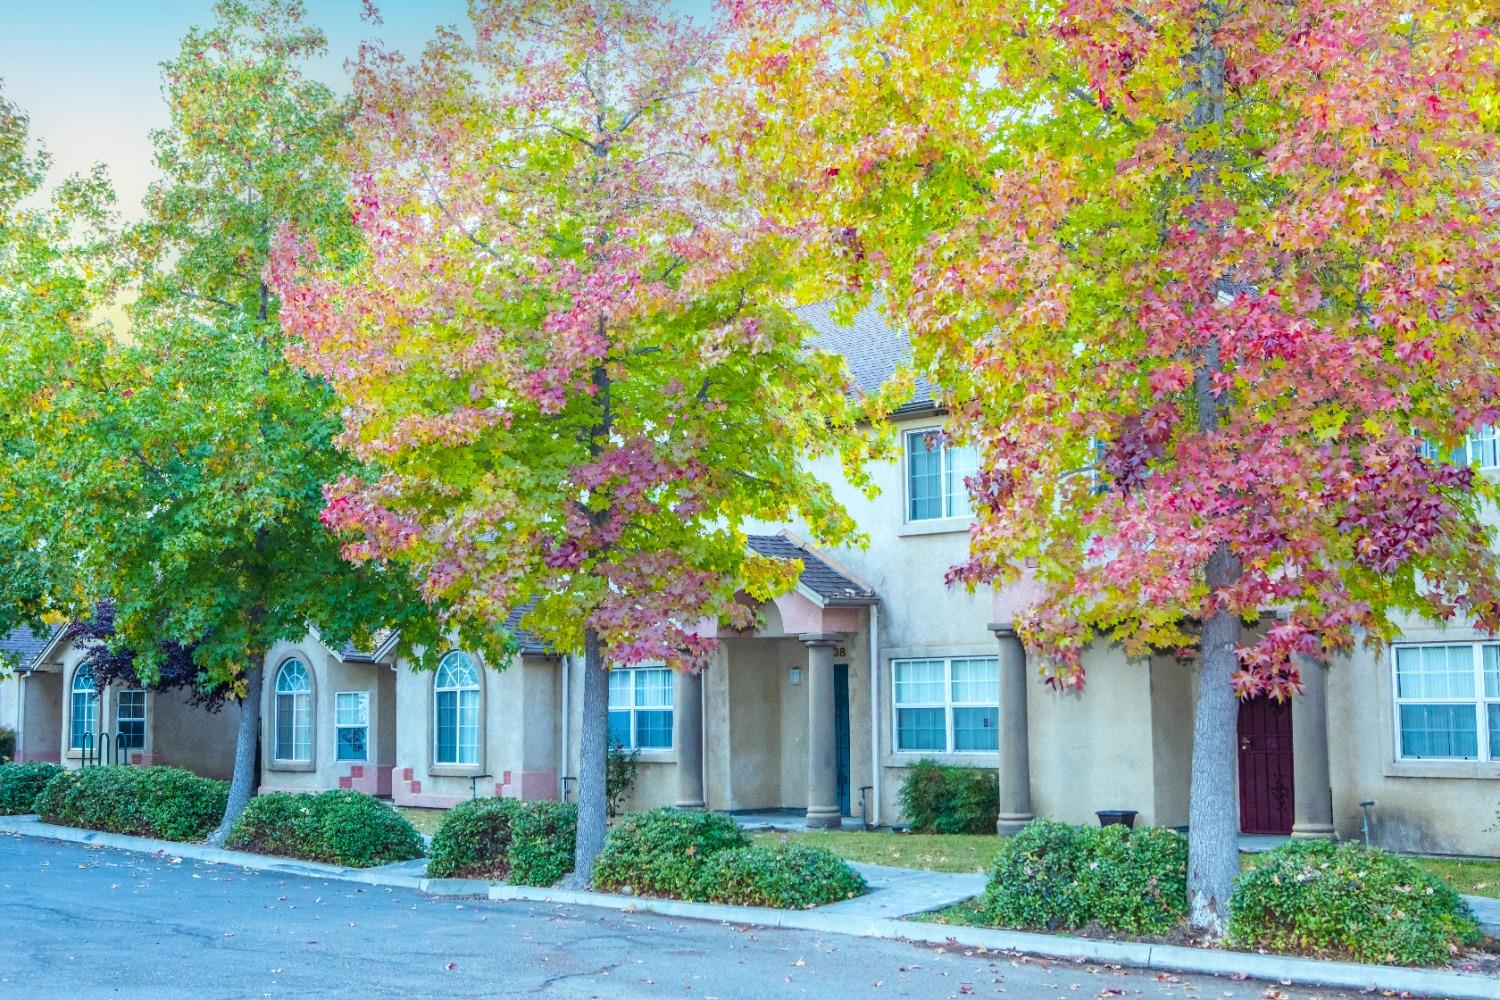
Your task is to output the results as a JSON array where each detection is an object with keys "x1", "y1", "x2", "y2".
[
  {"x1": 750, "y1": 829, "x2": 1002, "y2": 873},
  {"x1": 395, "y1": 806, "x2": 446, "y2": 838}
]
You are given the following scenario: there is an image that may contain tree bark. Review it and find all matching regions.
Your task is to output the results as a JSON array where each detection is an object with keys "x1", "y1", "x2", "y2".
[
  {"x1": 567, "y1": 626, "x2": 610, "y2": 886},
  {"x1": 1186, "y1": 543, "x2": 1242, "y2": 935},
  {"x1": 207, "y1": 653, "x2": 264, "y2": 845}
]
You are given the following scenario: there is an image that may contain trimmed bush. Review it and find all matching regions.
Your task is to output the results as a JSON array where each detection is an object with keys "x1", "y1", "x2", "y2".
[
  {"x1": 898, "y1": 759, "x2": 999, "y2": 835},
  {"x1": 34, "y1": 765, "x2": 227, "y2": 842},
  {"x1": 226, "y1": 789, "x2": 423, "y2": 868},
  {"x1": 0, "y1": 725, "x2": 15, "y2": 763},
  {"x1": 981, "y1": 819, "x2": 1187, "y2": 935},
  {"x1": 0, "y1": 761, "x2": 64, "y2": 814},
  {"x1": 1229, "y1": 839, "x2": 1481, "y2": 966},
  {"x1": 427, "y1": 798, "x2": 576, "y2": 886},
  {"x1": 694, "y1": 843, "x2": 866, "y2": 908},
  {"x1": 592, "y1": 808, "x2": 748, "y2": 898}
]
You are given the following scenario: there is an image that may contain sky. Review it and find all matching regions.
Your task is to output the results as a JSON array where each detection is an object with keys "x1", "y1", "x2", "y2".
[{"x1": 0, "y1": 0, "x2": 712, "y2": 218}]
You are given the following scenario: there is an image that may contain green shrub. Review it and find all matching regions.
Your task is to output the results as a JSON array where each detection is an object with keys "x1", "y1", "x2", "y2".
[
  {"x1": 606, "y1": 744, "x2": 640, "y2": 817},
  {"x1": 694, "y1": 843, "x2": 866, "y2": 908},
  {"x1": 227, "y1": 789, "x2": 423, "y2": 868},
  {"x1": 981, "y1": 819, "x2": 1186, "y2": 935},
  {"x1": 0, "y1": 726, "x2": 15, "y2": 763},
  {"x1": 426, "y1": 798, "x2": 576, "y2": 886},
  {"x1": 0, "y1": 761, "x2": 64, "y2": 814},
  {"x1": 898, "y1": 759, "x2": 998, "y2": 835},
  {"x1": 592, "y1": 808, "x2": 748, "y2": 898},
  {"x1": 34, "y1": 765, "x2": 227, "y2": 842},
  {"x1": 1229, "y1": 839, "x2": 1481, "y2": 966}
]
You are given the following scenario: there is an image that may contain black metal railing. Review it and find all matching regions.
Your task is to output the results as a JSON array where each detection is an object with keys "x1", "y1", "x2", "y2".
[{"x1": 78, "y1": 732, "x2": 136, "y2": 767}]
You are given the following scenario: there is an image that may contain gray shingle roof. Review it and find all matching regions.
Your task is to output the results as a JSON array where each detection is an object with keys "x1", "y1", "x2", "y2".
[
  {"x1": 502, "y1": 603, "x2": 548, "y2": 656},
  {"x1": 746, "y1": 533, "x2": 877, "y2": 606},
  {"x1": 0, "y1": 625, "x2": 57, "y2": 671},
  {"x1": 794, "y1": 299, "x2": 937, "y2": 415}
]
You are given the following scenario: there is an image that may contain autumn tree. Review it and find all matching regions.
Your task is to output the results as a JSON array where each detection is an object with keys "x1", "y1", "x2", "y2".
[
  {"x1": 723, "y1": 0, "x2": 1500, "y2": 932},
  {"x1": 274, "y1": 0, "x2": 881, "y2": 881},
  {"x1": 18, "y1": 1, "x2": 439, "y2": 840}
]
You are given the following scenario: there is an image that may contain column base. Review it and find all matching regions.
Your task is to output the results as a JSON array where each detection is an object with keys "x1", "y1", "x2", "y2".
[
  {"x1": 674, "y1": 799, "x2": 706, "y2": 811},
  {"x1": 805, "y1": 807, "x2": 843, "y2": 830},
  {"x1": 996, "y1": 813, "x2": 1035, "y2": 836},
  {"x1": 1290, "y1": 822, "x2": 1336, "y2": 840}
]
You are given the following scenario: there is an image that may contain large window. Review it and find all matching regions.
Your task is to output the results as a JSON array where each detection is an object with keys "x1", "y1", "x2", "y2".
[
  {"x1": 70, "y1": 664, "x2": 99, "y2": 750},
  {"x1": 894, "y1": 657, "x2": 999, "y2": 753},
  {"x1": 1421, "y1": 427, "x2": 1500, "y2": 469},
  {"x1": 435, "y1": 652, "x2": 481, "y2": 766},
  {"x1": 273, "y1": 659, "x2": 313, "y2": 762},
  {"x1": 906, "y1": 429, "x2": 978, "y2": 521},
  {"x1": 116, "y1": 690, "x2": 146, "y2": 751},
  {"x1": 1393, "y1": 643, "x2": 1500, "y2": 761},
  {"x1": 608, "y1": 667, "x2": 674, "y2": 750},
  {"x1": 335, "y1": 691, "x2": 369, "y2": 762}
]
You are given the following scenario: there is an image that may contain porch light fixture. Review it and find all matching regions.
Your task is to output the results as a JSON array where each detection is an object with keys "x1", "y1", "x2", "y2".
[{"x1": 788, "y1": 666, "x2": 803, "y2": 686}]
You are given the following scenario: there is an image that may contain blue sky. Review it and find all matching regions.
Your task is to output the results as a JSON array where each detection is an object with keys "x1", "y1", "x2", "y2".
[{"x1": 0, "y1": 1, "x2": 712, "y2": 217}]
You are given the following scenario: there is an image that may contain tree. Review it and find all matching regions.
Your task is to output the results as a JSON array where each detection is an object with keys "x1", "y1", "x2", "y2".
[
  {"x1": 273, "y1": 0, "x2": 883, "y2": 882},
  {"x1": 722, "y1": 0, "x2": 1500, "y2": 933},
  {"x1": 20, "y1": 1, "x2": 440, "y2": 841},
  {"x1": 64, "y1": 603, "x2": 234, "y2": 712}
]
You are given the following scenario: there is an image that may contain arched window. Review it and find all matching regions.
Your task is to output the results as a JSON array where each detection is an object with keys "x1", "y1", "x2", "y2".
[
  {"x1": 70, "y1": 664, "x2": 99, "y2": 750},
  {"x1": 273, "y1": 659, "x2": 313, "y2": 761},
  {"x1": 434, "y1": 652, "x2": 481, "y2": 765}
]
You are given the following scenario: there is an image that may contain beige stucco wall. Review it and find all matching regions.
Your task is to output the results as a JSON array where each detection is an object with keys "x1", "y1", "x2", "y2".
[
  {"x1": 149, "y1": 690, "x2": 241, "y2": 779},
  {"x1": 0, "y1": 674, "x2": 19, "y2": 752}
]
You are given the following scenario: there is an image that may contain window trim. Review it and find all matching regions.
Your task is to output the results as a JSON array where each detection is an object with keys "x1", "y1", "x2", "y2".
[
  {"x1": 891, "y1": 656, "x2": 1000, "y2": 755},
  {"x1": 271, "y1": 657, "x2": 315, "y2": 766},
  {"x1": 115, "y1": 688, "x2": 147, "y2": 753},
  {"x1": 608, "y1": 666, "x2": 675, "y2": 752},
  {"x1": 902, "y1": 427, "x2": 977, "y2": 525},
  {"x1": 1390, "y1": 641, "x2": 1498, "y2": 763},
  {"x1": 1421, "y1": 426, "x2": 1500, "y2": 470},
  {"x1": 432, "y1": 650, "x2": 483, "y2": 771},
  {"x1": 69, "y1": 663, "x2": 100, "y2": 751},
  {"x1": 334, "y1": 690, "x2": 370, "y2": 763}
]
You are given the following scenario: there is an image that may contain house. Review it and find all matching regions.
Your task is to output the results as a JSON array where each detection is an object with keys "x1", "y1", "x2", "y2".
[{"x1": 2, "y1": 304, "x2": 1495, "y2": 858}]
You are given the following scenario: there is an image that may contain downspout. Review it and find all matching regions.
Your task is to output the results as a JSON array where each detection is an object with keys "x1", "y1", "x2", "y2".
[
  {"x1": 15, "y1": 672, "x2": 25, "y2": 762},
  {"x1": 699, "y1": 664, "x2": 709, "y2": 809},
  {"x1": 868, "y1": 604, "x2": 881, "y2": 828},
  {"x1": 559, "y1": 654, "x2": 571, "y2": 801}
]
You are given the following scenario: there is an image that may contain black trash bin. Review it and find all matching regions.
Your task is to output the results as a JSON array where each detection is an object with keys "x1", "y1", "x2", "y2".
[{"x1": 1096, "y1": 809, "x2": 1138, "y2": 828}]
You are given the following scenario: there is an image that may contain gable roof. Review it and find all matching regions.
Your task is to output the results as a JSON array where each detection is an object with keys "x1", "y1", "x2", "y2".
[
  {"x1": 747, "y1": 532, "x2": 878, "y2": 607},
  {"x1": 0, "y1": 625, "x2": 59, "y2": 672},
  {"x1": 794, "y1": 299, "x2": 937, "y2": 416},
  {"x1": 500, "y1": 603, "x2": 548, "y2": 656}
]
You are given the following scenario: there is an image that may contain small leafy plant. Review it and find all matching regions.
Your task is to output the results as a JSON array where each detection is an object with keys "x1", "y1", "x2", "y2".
[
  {"x1": 592, "y1": 808, "x2": 748, "y2": 898},
  {"x1": 426, "y1": 798, "x2": 576, "y2": 886},
  {"x1": 694, "y1": 842, "x2": 866, "y2": 908},
  {"x1": 898, "y1": 759, "x2": 998, "y2": 835},
  {"x1": 226, "y1": 789, "x2": 423, "y2": 868},
  {"x1": 606, "y1": 744, "x2": 640, "y2": 818},
  {"x1": 0, "y1": 761, "x2": 63, "y2": 814}
]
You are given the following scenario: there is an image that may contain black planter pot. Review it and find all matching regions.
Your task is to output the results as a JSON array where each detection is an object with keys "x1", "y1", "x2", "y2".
[{"x1": 1096, "y1": 809, "x2": 1138, "y2": 828}]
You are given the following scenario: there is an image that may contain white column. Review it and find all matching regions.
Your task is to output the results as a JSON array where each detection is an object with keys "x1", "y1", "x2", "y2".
[{"x1": 803, "y1": 636, "x2": 842, "y2": 829}]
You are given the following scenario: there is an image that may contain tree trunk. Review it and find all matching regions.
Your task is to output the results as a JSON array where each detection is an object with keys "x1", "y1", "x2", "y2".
[
  {"x1": 567, "y1": 627, "x2": 610, "y2": 886},
  {"x1": 207, "y1": 654, "x2": 264, "y2": 845},
  {"x1": 1186, "y1": 542, "x2": 1242, "y2": 935}
]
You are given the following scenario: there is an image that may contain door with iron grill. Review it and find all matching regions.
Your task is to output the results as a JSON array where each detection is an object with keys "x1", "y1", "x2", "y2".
[{"x1": 1237, "y1": 694, "x2": 1294, "y2": 835}]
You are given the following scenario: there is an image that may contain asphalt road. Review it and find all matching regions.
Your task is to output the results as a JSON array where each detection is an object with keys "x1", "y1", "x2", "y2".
[{"x1": 0, "y1": 833, "x2": 1372, "y2": 1000}]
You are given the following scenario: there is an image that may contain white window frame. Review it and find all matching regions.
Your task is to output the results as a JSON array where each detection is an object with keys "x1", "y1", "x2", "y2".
[
  {"x1": 334, "y1": 691, "x2": 369, "y2": 763},
  {"x1": 70, "y1": 664, "x2": 99, "y2": 750},
  {"x1": 904, "y1": 428, "x2": 978, "y2": 522},
  {"x1": 115, "y1": 689, "x2": 147, "y2": 752},
  {"x1": 273, "y1": 658, "x2": 313, "y2": 763},
  {"x1": 1420, "y1": 426, "x2": 1500, "y2": 469},
  {"x1": 892, "y1": 656, "x2": 1000, "y2": 754},
  {"x1": 1391, "y1": 641, "x2": 1499, "y2": 762},
  {"x1": 434, "y1": 651, "x2": 481, "y2": 766},
  {"x1": 608, "y1": 666, "x2": 674, "y2": 751}
]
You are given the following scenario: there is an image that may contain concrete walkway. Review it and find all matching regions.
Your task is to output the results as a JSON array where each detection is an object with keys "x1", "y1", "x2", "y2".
[
  {"x1": 827, "y1": 861, "x2": 986, "y2": 918},
  {"x1": 730, "y1": 809, "x2": 866, "y2": 832}
]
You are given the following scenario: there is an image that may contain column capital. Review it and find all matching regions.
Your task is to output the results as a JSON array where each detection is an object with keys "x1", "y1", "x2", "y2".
[
  {"x1": 798, "y1": 633, "x2": 846, "y2": 648},
  {"x1": 988, "y1": 622, "x2": 1020, "y2": 641}
]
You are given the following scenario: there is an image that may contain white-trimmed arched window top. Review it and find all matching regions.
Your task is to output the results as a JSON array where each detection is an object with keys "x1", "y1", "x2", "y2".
[
  {"x1": 73, "y1": 663, "x2": 96, "y2": 692},
  {"x1": 434, "y1": 651, "x2": 481, "y2": 766},
  {"x1": 273, "y1": 658, "x2": 312, "y2": 762},
  {"x1": 70, "y1": 664, "x2": 99, "y2": 750}
]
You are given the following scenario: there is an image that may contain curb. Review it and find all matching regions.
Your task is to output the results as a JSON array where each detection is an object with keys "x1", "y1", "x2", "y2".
[{"x1": 4, "y1": 816, "x2": 1495, "y2": 999}]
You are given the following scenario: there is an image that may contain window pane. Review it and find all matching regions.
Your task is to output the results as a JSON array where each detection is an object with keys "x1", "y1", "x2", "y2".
[
  {"x1": 458, "y1": 689, "x2": 480, "y2": 764},
  {"x1": 896, "y1": 707, "x2": 946, "y2": 752},
  {"x1": 117, "y1": 691, "x2": 146, "y2": 751},
  {"x1": 1395, "y1": 645, "x2": 1475, "y2": 699},
  {"x1": 435, "y1": 690, "x2": 457, "y2": 763},
  {"x1": 607, "y1": 710, "x2": 632, "y2": 748},
  {"x1": 953, "y1": 707, "x2": 999, "y2": 751},
  {"x1": 894, "y1": 660, "x2": 945, "y2": 705},
  {"x1": 337, "y1": 725, "x2": 367, "y2": 762},
  {"x1": 944, "y1": 443, "x2": 979, "y2": 518},
  {"x1": 608, "y1": 670, "x2": 631, "y2": 709},
  {"x1": 635, "y1": 668, "x2": 673, "y2": 708},
  {"x1": 1399, "y1": 703, "x2": 1478, "y2": 759},
  {"x1": 1485, "y1": 646, "x2": 1500, "y2": 699},
  {"x1": 1471, "y1": 426, "x2": 1499, "y2": 469},
  {"x1": 636, "y1": 709, "x2": 673, "y2": 749},
  {"x1": 275, "y1": 693, "x2": 294, "y2": 759},
  {"x1": 71, "y1": 691, "x2": 97, "y2": 749},
  {"x1": 436, "y1": 652, "x2": 478, "y2": 690},
  {"x1": 336, "y1": 692, "x2": 368, "y2": 726},
  {"x1": 908, "y1": 431, "x2": 944, "y2": 521},
  {"x1": 1491, "y1": 704, "x2": 1500, "y2": 762},
  {"x1": 293, "y1": 694, "x2": 311, "y2": 760},
  {"x1": 950, "y1": 658, "x2": 998, "y2": 703}
]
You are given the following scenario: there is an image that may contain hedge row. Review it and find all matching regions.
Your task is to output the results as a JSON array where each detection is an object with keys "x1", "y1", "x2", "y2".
[
  {"x1": 226, "y1": 789, "x2": 424, "y2": 868},
  {"x1": 592, "y1": 808, "x2": 865, "y2": 908},
  {"x1": 426, "y1": 798, "x2": 576, "y2": 886},
  {"x1": 0, "y1": 761, "x2": 64, "y2": 815},
  {"x1": 34, "y1": 765, "x2": 227, "y2": 842}
]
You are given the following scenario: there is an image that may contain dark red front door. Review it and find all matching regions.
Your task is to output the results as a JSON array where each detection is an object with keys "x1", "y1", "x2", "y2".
[{"x1": 1238, "y1": 695, "x2": 1294, "y2": 835}]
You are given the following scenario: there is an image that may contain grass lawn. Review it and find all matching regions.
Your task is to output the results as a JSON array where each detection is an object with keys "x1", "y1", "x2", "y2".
[
  {"x1": 1415, "y1": 857, "x2": 1500, "y2": 898},
  {"x1": 749, "y1": 829, "x2": 1003, "y2": 873},
  {"x1": 395, "y1": 806, "x2": 447, "y2": 838}
]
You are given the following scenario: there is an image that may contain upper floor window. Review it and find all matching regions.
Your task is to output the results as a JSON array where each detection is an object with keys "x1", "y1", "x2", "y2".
[
  {"x1": 335, "y1": 691, "x2": 369, "y2": 762},
  {"x1": 1420, "y1": 426, "x2": 1499, "y2": 469},
  {"x1": 906, "y1": 429, "x2": 978, "y2": 522},
  {"x1": 893, "y1": 657, "x2": 999, "y2": 753},
  {"x1": 608, "y1": 666, "x2": 673, "y2": 750},
  {"x1": 1393, "y1": 642, "x2": 1499, "y2": 761},
  {"x1": 434, "y1": 652, "x2": 481, "y2": 765},
  {"x1": 273, "y1": 659, "x2": 313, "y2": 762},
  {"x1": 70, "y1": 664, "x2": 99, "y2": 750},
  {"x1": 116, "y1": 690, "x2": 146, "y2": 751}
]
